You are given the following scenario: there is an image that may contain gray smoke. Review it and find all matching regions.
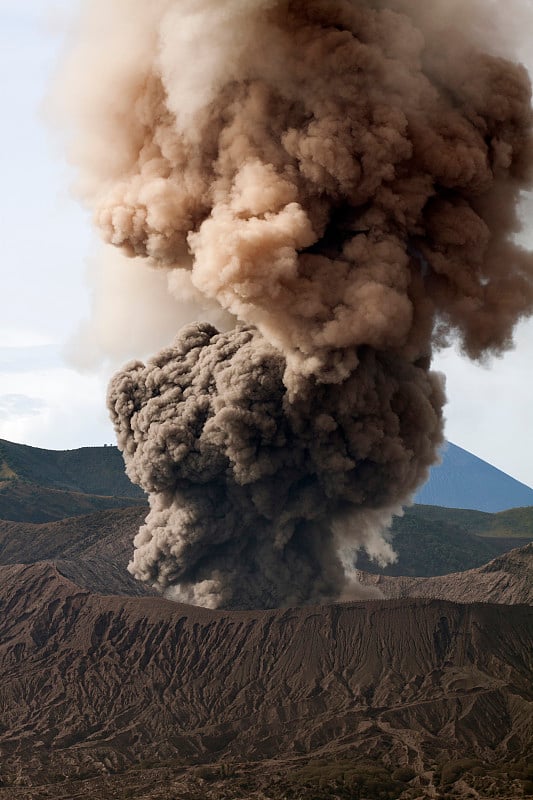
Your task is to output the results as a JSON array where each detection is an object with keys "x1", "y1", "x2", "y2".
[
  {"x1": 60, "y1": 0, "x2": 533, "y2": 608},
  {"x1": 108, "y1": 323, "x2": 443, "y2": 607}
]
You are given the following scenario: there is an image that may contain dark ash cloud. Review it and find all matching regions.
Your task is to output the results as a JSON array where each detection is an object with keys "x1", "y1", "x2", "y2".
[{"x1": 61, "y1": 0, "x2": 533, "y2": 608}]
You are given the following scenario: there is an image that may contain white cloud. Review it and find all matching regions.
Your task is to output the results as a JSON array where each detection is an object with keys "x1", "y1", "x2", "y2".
[
  {"x1": 0, "y1": 327, "x2": 55, "y2": 348},
  {"x1": 0, "y1": 393, "x2": 46, "y2": 419},
  {"x1": 434, "y1": 318, "x2": 533, "y2": 487},
  {"x1": 0, "y1": 346, "x2": 114, "y2": 450}
]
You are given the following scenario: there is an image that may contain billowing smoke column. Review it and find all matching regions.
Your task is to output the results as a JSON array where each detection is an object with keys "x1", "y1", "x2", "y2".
[
  {"x1": 109, "y1": 323, "x2": 442, "y2": 607},
  {"x1": 64, "y1": 0, "x2": 533, "y2": 608}
]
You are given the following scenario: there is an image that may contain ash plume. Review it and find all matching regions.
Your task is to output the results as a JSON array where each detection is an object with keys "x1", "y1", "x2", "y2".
[
  {"x1": 109, "y1": 323, "x2": 442, "y2": 607},
  {"x1": 64, "y1": 0, "x2": 533, "y2": 608}
]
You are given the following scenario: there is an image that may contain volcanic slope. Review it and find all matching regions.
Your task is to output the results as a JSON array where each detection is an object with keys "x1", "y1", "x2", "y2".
[
  {"x1": 0, "y1": 438, "x2": 143, "y2": 497},
  {"x1": 2, "y1": 502, "x2": 529, "y2": 603},
  {"x1": 0, "y1": 481, "x2": 146, "y2": 524},
  {"x1": 1, "y1": 501, "x2": 531, "y2": 589},
  {"x1": 0, "y1": 561, "x2": 531, "y2": 788},
  {"x1": 358, "y1": 542, "x2": 533, "y2": 605},
  {"x1": 415, "y1": 443, "x2": 533, "y2": 511},
  {"x1": 0, "y1": 506, "x2": 154, "y2": 596},
  {"x1": 357, "y1": 504, "x2": 533, "y2": 577},
  {"x1": 0, "y1": 506, "x2": 147, "y2": 566},
  {"x1": 0, "y1": 438, "x2": 145, "y2": 523}
]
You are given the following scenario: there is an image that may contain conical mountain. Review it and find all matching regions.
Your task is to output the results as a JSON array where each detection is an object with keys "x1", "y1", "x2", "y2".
[{"x1": 415, "y1": 442, "x2": 533, "y2": 511}]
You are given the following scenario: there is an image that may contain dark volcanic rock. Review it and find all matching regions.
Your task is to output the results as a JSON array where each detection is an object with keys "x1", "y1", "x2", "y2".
[
  {"x1": 53, "y1": 558, "x2": 158, "y2": 597},
  {"x1": 0, "y1": 507, "x2": 153, "y2": 597},
  {"x1": 0, "y1": 562, "x2": 531, "y2": 783}
]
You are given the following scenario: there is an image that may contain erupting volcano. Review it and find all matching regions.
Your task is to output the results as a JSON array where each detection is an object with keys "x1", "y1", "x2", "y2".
[{"x1": 60, "y1": 0, "x2": 533, "y2": 608}]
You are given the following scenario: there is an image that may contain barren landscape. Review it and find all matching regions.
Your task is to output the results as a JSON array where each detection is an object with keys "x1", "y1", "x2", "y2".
[
  {"x1": 2, "y1": 0, "x2": 533, "y2": 796},
  {"x1": 0, "y1": 559, "x2": 532, "y2": 798},
  {"x1": 0, "y1": 440, "x2": 532, "y2": 798}
]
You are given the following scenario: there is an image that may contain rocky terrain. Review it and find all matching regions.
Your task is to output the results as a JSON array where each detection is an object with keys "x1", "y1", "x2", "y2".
[
  {"x1": 1, "y1": 496, "x2": 532, "y2": 588},
  {"x1": 358, "y1": 543, "x2": 533, "y2": 605},
  {"x1": 0, "y1": 561, "x2": 531, "y2": 794},
  {"x1": 0, "y1": 507, "x2": 154, "y2": 596},
  {"x1": 0, "y1": 439, "x2": 531, "y2": 798},
  {"x1": 0, "y1": 506, "x2": 148, "y2": 566}
]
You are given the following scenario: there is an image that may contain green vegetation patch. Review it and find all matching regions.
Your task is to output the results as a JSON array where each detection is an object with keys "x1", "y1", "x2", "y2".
[{"x1": 357, "y1": 504, "x2": 533, "y2": 576}]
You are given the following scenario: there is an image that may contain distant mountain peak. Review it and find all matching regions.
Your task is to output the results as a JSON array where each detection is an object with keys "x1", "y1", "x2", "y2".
[
  {"x1": 0, "y1": 437, "x2": 531, "y2": 514},
  {"x1": 414, "y1": 441, "x2": 533, "y2": 512}
]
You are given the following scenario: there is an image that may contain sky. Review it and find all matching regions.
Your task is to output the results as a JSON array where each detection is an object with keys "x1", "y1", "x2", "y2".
[{"x1": 0, "y1": 1, "x2": 531, "y2": 487}]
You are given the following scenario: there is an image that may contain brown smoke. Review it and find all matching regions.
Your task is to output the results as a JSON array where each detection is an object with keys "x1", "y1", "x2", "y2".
[
  {"x1": 108, "y1": 323, "x2": 442, "y2": 607},
  {"x1": 63, "y1": 0, "x2": 533, "y2": 608}
]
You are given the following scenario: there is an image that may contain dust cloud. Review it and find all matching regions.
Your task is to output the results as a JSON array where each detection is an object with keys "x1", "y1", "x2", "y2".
[{"x1": 60, "y1": 0, "x2": 533, "y2": 608}]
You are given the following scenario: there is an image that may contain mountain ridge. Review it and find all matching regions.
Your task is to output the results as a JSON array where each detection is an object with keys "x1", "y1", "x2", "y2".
[
  {"x1": 0, "y1": 440, "x2": 531, "y2": 797},
  {"x1": 1, "y1": 437, "x2": 531, "y2": 513},
  {"x1": 0, "y1": 437, "x2": 144, "y2": 499},
  {"x1": 357, "y1": 542, "x2": 533, "y2": 605},
  {"x1": 0, "y1": 560, "x2": 531, "y2": 787},
  {"x1": 415, "y1": 442, "x2": 533, "y2": 511}
]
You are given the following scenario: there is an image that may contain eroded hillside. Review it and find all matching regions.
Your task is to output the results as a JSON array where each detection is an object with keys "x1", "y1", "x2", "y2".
[{"x1": 0, "y1": 562, "x2": 531, "y2": 788}]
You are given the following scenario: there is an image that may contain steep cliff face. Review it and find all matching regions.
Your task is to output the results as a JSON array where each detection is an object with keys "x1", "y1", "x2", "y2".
[{"x1": 0, "y1": 562, "x2": 531, "y2": 782}]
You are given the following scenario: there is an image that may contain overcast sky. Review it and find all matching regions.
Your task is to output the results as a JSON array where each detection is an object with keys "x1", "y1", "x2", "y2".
[{"x1": 0, "y1": 1, "x2": 531, "y2": 487}]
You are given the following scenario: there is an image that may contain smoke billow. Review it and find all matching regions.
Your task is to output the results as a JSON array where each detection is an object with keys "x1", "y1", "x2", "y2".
[
  {"x1": 109, "y1": 323, "x2": 442, "y2": 607},
  {"x1": 62, "y1": 0, "x2": 533, "y2": 608}
]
